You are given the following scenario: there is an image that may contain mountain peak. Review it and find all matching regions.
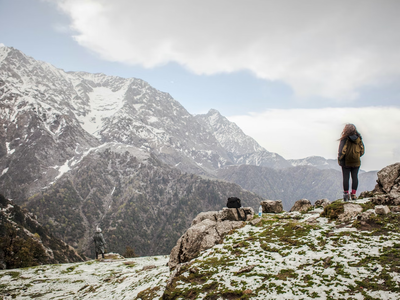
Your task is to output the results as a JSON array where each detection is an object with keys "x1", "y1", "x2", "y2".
[{"x1": 195, "y1": 109, "x2": 266, "y2": 156}]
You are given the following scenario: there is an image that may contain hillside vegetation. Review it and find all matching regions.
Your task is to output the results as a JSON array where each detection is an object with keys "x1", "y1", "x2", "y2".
[{"x1": 2, "y1": 197, "x2": 400, "y2": 299}]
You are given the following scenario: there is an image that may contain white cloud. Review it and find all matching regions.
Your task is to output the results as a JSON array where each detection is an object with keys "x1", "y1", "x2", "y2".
[
  {"x1": 51, "y1": 0, "x2": 400, "y2": 101},
  {"x1": 228, "y1": 107, "x2": 400, "y2": 172}
]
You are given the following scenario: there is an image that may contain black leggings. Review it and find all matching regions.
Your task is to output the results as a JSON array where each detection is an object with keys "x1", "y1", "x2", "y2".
[{"x1": 341, "y1": 166, "x2": 360, "y2": 191}]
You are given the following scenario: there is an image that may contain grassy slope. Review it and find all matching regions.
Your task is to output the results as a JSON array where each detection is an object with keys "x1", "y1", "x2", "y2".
[{"x1": 1, "y1": 199, "x2": 400, "y2": 300}]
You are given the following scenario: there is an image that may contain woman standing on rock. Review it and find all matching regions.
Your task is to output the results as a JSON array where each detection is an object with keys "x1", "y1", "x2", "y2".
[{"x1": 338, "y1": 124, "x2": 365, "y2": 201}]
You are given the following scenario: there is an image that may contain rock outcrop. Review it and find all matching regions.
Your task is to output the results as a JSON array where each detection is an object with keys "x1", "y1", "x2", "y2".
[
  {"x1": 290, "y1": 199, "x2": 312, "y2": 212},
  {"x1": 314, "y1": 198, "x2": 331, "y2": 208},
  {"x1": 168, "y1": 208, "x2": 254, "y2": 270},
  {"x1": 337, "y1": 203, "x2": 363, "y2": 222},
  {"x1": 361, "y1": 163, "x2": 400, "y2": 206},
  {"x1": 260, "y1": 200, "x2": 283, "y2": 213}
]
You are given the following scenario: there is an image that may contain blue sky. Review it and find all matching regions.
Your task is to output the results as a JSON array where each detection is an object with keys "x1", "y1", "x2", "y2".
[{"x1": 1, "y1": 0, "x2": 400, "y2": 171}]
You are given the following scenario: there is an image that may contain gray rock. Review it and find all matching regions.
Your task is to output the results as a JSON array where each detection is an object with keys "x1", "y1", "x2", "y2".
[
  {"x1": 168, "y1": 211, "x2": 245, "y2": 270},
  {"x1": 305, "y1": 216, "x2": 318, "y2": 224},
  {"x1": 390, "y1": 206, "x2": 400, "y2": 213},
  {"x1": 290, "y1": 199, "x2": 312, "y2": 212},
  {"x1": 375, "y1": 205, "x2": 391, "y2": 215},
  {"x1": 261, "y1": 200, "x2": 283, "y2": 213},
  {"x1": 376, "y1": 163, "x2": 400, "y2": 194},
  {"x1": 314, "y1": 198, "x2": 331, "y2": 208},
  {"x1": 235, "y1": 265, "x2": 256, "y2": 274},
  {"x1": 372, "y1": 195, "x2": 400, "y2": 206},
  {"x1": 218, "y1": 207, "x2": 254, "y2": 222},
  {"x1": 191, "y1": 211, "x2": 219, "y2": 226},
  {"x1": 250, "y1": 218, "x2": 263, "y2": 226},
  {"x1": 357, "y1": 209, "x2": 376, "y2": 221},
  {"x1": 338, "y1": 203, "x2": 363, "y2": 222}
]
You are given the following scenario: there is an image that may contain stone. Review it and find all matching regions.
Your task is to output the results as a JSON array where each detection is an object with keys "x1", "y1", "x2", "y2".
[
  {"x1": 168, "y1": 215, "x2": 243, "y2": 270},
  {"x1": 191, "y1": 211, "x2": 218, "y2": 226},
  {"x1": 314, "y1": 198, "x2": 331, "y2": 208},
  {"x1": 305, "y1": 216, "x2": 318, "y2": 224},
  {"x1": 235, "y1": 265, "x2": 255, "y2": 274},
  {"x1": 261, "y1": 200, "x2": 283, "y2": 213},
  {"x1": 142, "y1": 265, "x2": 156, "y2": 271},
  {"x1": 360, "y1": 163, "x2": 400, "y2": 204},
  {"x1": 371, "y1": 195, "x2": 391, "y2": 205},
  {"x1": 357, "y1": 209, "x2": 376, "y2": 221},
  {"x1": 376, "y1": 163, "x2": 400, "y2": 194},
  {"x1": 250, "y1": 218, "x2": 262, "y2": 226},
  {"x1": 375, "y1": 205, "x2": 391, "y2": 215},
  {"x1": 290, "y1": 199, "x2": 312, "y2": 212},
  {"x1": 218, "y1": 207, "x2": 254, "y2": 222},
  {"x1": 390, "y1": 206, "x2": 400, "y2": 213},
  {"x1": 169, "y1": 208, "x2": 255, "y2": 270},
  {"x1": 338, "y1": 203, "x2": 363, "y2": 222}
]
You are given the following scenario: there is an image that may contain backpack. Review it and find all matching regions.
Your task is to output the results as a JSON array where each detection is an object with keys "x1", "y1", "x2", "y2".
[
  {"x1": 227, "y1": 197, "x2": 247, "y2": 221},
  {"x1": 227, "y1": 197, "x2": 241, "y2": 208},
  {"x1": 344, "y1": 138, "x2": 362, "y2": 167}
]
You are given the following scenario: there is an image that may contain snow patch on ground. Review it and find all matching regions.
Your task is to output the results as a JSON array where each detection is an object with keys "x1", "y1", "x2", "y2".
[
  {"x1": 1, "y1": 168, "x2": 8, "y2": 176},
  {"x1": 0, "y1": 255, "x2": 170, "y2": 299}
]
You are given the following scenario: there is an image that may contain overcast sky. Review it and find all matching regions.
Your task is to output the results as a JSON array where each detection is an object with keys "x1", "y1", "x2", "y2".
[{"x1": 1, "y1": 0, "x2": 399, "y2": 171}]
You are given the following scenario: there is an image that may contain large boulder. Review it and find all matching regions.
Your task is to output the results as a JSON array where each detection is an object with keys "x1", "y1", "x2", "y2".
[
  {"x1": 169, "y1": 208, "x2": 253, "y2": 270},
  {"x1": 218, "y1": 207, "x2": 254, "y2": 222},
  {"x1": 191, "y1": 207, "x2": 254, "y2": 226},
  {"x1": 376, "y1": 163, "x2": 400, "y2": 194},
  {"x1": 191, "y1": 211, "x2": 219, "y2": 226},
  {"x1": 261, "y1": 200, "x2": 283, "y2": 213},
  {"x1": 364, "y1": 163, "x2": 400, "y2": 206},
  {"x1": 290, "y1": 199, "x2": 312, "y2": 212},
  {"x1": 314, "y1": 198, "x2": 331, "y2": 208}
]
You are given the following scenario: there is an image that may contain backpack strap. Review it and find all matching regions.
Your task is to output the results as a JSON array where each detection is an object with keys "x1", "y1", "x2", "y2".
[{"x1": 235, "y1": 207, "x2": 247, "y2": 221}]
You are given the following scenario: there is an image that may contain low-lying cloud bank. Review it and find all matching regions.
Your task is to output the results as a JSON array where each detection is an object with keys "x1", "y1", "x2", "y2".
[{"x1": 229, "y1": 107, "x2": 400, "y2": 172}]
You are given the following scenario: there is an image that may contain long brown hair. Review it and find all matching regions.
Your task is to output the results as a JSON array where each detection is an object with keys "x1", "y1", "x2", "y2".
[{"x1": 339, "y1": 123, "x2": 360, "y2": 141}]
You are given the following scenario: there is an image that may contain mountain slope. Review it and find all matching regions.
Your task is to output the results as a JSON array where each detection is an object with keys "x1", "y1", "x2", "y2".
[
  {"x1": 0, "y1": 194, "x2": 84, "y2": 269},
  {"x1": 195, "y1": 109, "x2": 291, "y2": 169},
  {"x1": 25, "y1": 144, "x2": 264, "y2": 257}
]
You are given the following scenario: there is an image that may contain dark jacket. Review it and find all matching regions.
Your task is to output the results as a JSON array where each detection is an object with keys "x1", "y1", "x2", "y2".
[
  {"x1": 338, "y1": 135, "x2": 365, "y2": 167},
  {"x1": 93, "y1": 232, "x2": 106, "y2": 253}
]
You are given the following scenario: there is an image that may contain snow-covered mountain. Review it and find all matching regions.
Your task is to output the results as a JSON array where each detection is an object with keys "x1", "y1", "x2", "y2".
[
  {"x1": 0, "y1": 45, "x2": 266, "y2": 256},
  {"x1": 288, "y1": 156, "x2": 341, "y2": 171},
  {"x1": 0, "y1": 45, "x2": 377, "y2": 257},
  {"x1": 195, "y1": 109, "x2": 290, "y2": 169},
  {"x1": 0, "y1": 44, "x2": 307, "y2": 202},
  {"x1": 0, "y1": 45, "x2": 233, "y2": 185}
]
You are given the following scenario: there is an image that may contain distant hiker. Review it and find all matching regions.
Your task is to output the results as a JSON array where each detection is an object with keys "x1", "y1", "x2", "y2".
[
  {"x1": 93, "y1": 227, "x2": 106, "y2": 259},
  {"x1": 338, "y1": 124, "x2": 365, "y2": 201}
]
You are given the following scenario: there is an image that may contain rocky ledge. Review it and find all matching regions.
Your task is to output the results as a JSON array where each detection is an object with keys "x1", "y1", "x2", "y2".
[
  {"x1": 168, "y1": 207, "x2": 254, "y2": 269},
  {"x1": 163, "y1": 196, "x2": 400, "y2": 299}
]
